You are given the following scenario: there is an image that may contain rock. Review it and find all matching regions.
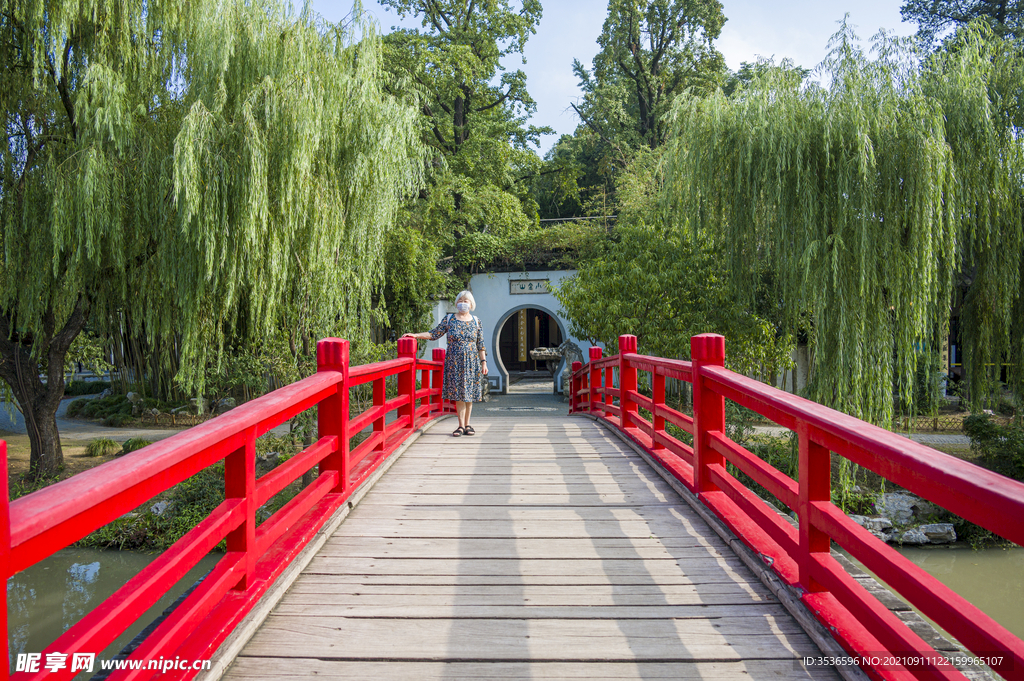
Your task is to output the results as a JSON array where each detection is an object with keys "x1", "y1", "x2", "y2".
[
  {"x1": 875, "y1": 493, "x2": 941, "y2": 526},
  {"x1": 851, "y1": 515, "x2": 894, "y2": 542},
  {"x1": 919, "y1": 523, "x2": 956, "y2": 544},
  {"x1": 558, "y1": 340, "x2": 583, "y2": 399},
  {"x1": 150, "y1": 501, "x2": 171, "y2": 516},
  {"x1": 170, "y1": 405, "x2": 190, "y2": 415},
  {"x1": 900, "y1": 528, "x2": 930, "y2": 545},
  {"x1": 215, "y1": 397, "x2": 237, "y2": 414},
  {"x1": 150, "y1": 408, "x2": 160, "y2": 416},
  {"x1": 870, "y1": 529, "x2": 895, "y2": 543},
  {"x1": 189, "y1": 397, "x2": 208, "y2": 413},
  {"x1": 126, "y1": 392, "x2": 142, "y2": 404},
  {"x1": 98, "y1": 388, "x2": 112, "y2": 398},
  {"x1": 875, "y1": 493, "x2": 918, "y2": 525},
  {"x1": 865, "y1": 516, "x2": 893, "y2": 533}
]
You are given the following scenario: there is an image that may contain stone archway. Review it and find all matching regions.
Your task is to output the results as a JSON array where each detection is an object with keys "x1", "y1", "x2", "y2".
[{"x1": 491, "y1": 304, "x2": 569, "y2": 394}]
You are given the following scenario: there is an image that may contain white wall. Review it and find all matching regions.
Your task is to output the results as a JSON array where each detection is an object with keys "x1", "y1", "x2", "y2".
[{"x1": 437, "y1": 270, "x2": 600, "y2": 394}]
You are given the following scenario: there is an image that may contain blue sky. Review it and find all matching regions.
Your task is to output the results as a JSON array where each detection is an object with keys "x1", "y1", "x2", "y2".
[{"x1": 310, "y1": 1, "x2": 918, "y2": 153}]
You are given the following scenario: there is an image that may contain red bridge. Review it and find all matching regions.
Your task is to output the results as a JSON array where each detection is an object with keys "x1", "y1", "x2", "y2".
[{"x1": 2, "y1": 334, "x2": 1022, "y2": 680}]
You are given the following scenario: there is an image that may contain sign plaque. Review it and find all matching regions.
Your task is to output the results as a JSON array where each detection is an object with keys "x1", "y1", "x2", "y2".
[{"x1": 510, "y1": 279, "x2": 549, "y2": 295}]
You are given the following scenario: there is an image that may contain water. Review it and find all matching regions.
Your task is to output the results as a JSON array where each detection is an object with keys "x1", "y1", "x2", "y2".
[
  {"x1": 896, "y1": 545, "x2": 1024, "y2": 640},
  {"x1": 8, "y1": 548, "x2": 221, "y2": 678}
]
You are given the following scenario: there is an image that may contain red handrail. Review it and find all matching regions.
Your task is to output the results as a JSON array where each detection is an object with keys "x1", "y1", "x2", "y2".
[
  {"x1": 0, "y1": 337, "x2": 453, "y2": 681},
  {"x1": 570, "y1": 333, "x2": 1024, "y2": 680}
]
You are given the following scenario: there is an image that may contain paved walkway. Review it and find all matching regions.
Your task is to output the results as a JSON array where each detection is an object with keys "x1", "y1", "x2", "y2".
[
  {"x1": 222, "y1": 413, "x2": 836, "y2": 680},
  {"x1": 0, "y1": 396, "x2": 181, "y2": 442}
]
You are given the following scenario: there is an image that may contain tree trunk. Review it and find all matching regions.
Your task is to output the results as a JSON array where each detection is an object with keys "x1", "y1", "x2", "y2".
[{"x1": 0, "y1": 299, "x2": 89, "y2": 478}]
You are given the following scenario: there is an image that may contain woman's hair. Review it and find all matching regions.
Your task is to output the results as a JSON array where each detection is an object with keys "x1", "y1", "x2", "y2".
[{"x1": 455, "y1": 290, "x2": 476, "y2": 311}]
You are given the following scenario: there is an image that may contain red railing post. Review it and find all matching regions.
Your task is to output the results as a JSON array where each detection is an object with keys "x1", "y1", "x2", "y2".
[
  {"x1": 652, "y1": 371, "x2": 666, "y2": 451},
  {"x1": 798, "y1": 423, "x2": 830, "y2": 592},
  {"x1": 618, "y1": 335, "x2": 638, "y2": 429},
  {"x1": 318, "y1": 338, "x2": 350, "y2": 495},
  {"x1": 691, "y1": 334, "x2": 726, "y2": 496},
  {"x1": 225, "y1": 427, "x2": 256, "y2": 590},
  {"x1": 604, "y1": 363, "x2": 614, "y2": 411},
  {"x1": 432, "y1": 348, "x2": 446, "y2": 413},
  {"x1": 373, "y1": 376, "x2": 386, "y2": 454},
  {"x1": 571, "y1": 361, "x2": 583, "y2": 412},
  {"x1": 588, "y1": 347, "x2": 602, "y2": 414},
  {"x1": 397, "y1": 337, "x2": 417, "y2": 428}
]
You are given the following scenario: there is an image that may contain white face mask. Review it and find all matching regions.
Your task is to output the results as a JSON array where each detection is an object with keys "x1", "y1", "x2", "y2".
[{"x1": 456, "y1": 302, "x2": 470, "y2": 313}]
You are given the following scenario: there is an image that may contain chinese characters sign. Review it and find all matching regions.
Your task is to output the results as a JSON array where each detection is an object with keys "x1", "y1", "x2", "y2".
[{"x1": 509, "y1": 279, "x2": 549, "y2": 295}]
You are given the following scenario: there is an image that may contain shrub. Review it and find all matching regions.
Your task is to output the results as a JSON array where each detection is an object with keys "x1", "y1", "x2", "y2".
[
  {"x1": 963, "y1": 414, "x2": 1024, "y2": 481},
  {"x1": 64, "y1": 380, "x2": 111, "y2": 396},
  {"x1": 120, "y1": 438, "x2": 152, "y2": 456},
  {"x1": 102, "y1": 413, "x2": 133, "y2": 427},
  {"x1": 85, "y1": 438, "x2": 121, "y2": 457},
  {"x1": 162, "y1": 466, "x2": 225, "y2": 548},
  {"x1": 66, "y1": 399, "x2": 90, "y2": 418}
]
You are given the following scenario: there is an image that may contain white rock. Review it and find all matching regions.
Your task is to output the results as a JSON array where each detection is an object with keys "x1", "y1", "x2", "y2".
[
  {"x1": 919, "y1": 523, "x2": 956, "y2": 544},
  {"x1": 849, "y1": 515, "x2": 869, "y2": 527},
  {"x1": 875, "y1": 493, "x2": 918, "y2": 525},
  {"x1": 900, "y1": 528, "x2": 930, "y2": 545},
  {"x1": 865, "y1": 516, "x2": 893, "y2": 533},
  {"x1": 870, "y1": 529, "x2": 894, "y2": 543},
  {"x1": 150, "y1": 501, "x2": 170, "y2": 516},
  {"x1": 126, "y1": 391, "x2": 142, "y2": 404}
]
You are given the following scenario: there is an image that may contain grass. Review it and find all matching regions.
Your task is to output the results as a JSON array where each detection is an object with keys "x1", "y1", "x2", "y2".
[{"x1": 85, "y1": 438, "x2": 121, "y2": 457}]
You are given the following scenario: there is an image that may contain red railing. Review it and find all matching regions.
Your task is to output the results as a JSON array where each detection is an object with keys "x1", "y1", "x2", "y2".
[
  {"x1": 0, "y1": 337, "x2": 451, "y2": 681},
  {"x1": 570, "y1": 334, "x2": 1024, "y2": 681}
]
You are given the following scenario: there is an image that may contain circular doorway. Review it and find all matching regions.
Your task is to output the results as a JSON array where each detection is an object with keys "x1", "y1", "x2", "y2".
[{"x1": 492, "y1": 306, "x2": 567, "y2": 394}]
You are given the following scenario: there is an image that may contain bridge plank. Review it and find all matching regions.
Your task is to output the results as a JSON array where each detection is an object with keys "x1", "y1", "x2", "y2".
[
  {"x1": 241, "y1": 616, "x2": 822, "y2": 659},
  {"x1": 225, "y1": 659, "x2": 833, "y2": 679},
  {"x1": 315, "y1": 536, "x2": 731, "y2": 557},
  {"x1": 220, "y1": 415, "x2": 836, "y2": 680}
]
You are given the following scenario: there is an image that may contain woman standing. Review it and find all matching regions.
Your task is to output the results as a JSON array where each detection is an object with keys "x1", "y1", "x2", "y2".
[{"x1": 402, "y1": 291, "x2": 487, "y2": 436}]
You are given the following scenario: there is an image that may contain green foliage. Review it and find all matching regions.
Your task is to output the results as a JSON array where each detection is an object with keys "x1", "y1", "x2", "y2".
[
  {"x1": 664, "y1": 24, "x2": 977, "y2": 425},
  {"x1": 923, "y1": 25, "x2": 1024, "y2": 411},
  {"x1": 901, "y1": 0, "x2": 1024, "y2": 44},
  {"x1": 120, "y1": 438, "x2": 152, "y2": 456},
  {"x1": 64, "y1": 380, "x2": 110, "y2": 396},
  {"x1": 0, "y1": 0, "x2": 426, "y2": 474},
  {"x1": 84, "y1": 438, "x2": 120, "y2": 458},
  {"x1": 572, "y1": 0, "x2": 727, "y2": 152},
  {"x1": 70, "y1": 394, "x2": 131, "y2": 420},
  {"x1": 163, "y1": 466, "x2": 225, "y2": 547},
  {"x1": 63, "y1": 333, "x2": 113, "y2": 380},
  {"x1": 964, "y1": 414, "x2": 1024, "y2": 480},
  {"x1": 553, "y1": 222, "x2": 793, "y2": 380},
  {"x1": 380, "y1": 0, "x2": 550, "y2": 277},
  {"x1": 381, "y1": 222, "x2": 447, "y2": 336}
]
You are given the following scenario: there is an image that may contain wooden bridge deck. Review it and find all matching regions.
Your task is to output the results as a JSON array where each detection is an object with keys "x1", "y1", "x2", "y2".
[{"x1": 222, "y1": 415, "x2": 839, "y2": 680}]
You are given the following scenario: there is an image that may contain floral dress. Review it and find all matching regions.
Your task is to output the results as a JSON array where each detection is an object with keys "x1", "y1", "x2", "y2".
[{"x1": 429, "y1": 314, "x2": 486, "y2": 402}]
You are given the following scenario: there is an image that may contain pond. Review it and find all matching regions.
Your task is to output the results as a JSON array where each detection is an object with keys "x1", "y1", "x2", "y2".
[{"x1": 8, "y1": 548, "x2": 221, "y2": 678}]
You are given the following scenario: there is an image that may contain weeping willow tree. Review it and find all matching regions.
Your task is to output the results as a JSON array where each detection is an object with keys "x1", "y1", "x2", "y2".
[
  {"x1": 923, "y1": 26, "x2": 1024, "y2": 414},
  {"x1": 665, "y1": 24, "x2": 963, "y2": 425},
  {"x1": 0, "y1": 0, "x2": 425, "y2": 476},
  {"x1": 666, "y1": 21, "x2": 1024, "y2": 424}
]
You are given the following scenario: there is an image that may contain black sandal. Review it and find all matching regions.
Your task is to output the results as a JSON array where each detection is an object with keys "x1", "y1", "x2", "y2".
[
  {"x1": 452, "y1": 426, "x2": 465, "y2": 437},
  {"x1": 464, "y1": 425, "x2": 475, "y2": 435}
]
